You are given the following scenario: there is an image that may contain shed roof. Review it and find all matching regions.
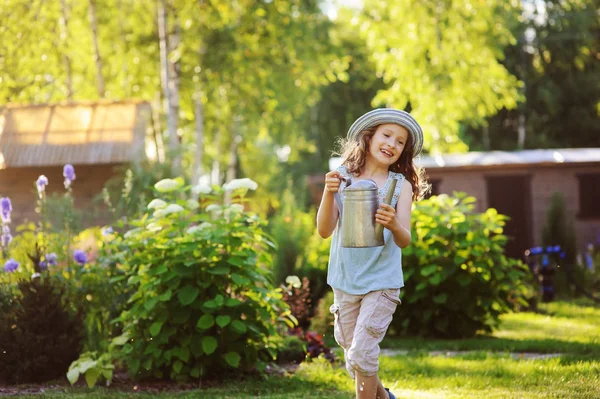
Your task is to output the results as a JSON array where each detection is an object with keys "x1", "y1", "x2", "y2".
[
  {"x1": 417, "y1": 148, "x2": 600, "y2": 170},
  {"x1": 0, "y1": 101, "x2": 152, "y2": 169},
  {"x1": 329, "y1": 148, "x2": 600, "y2": 171}
]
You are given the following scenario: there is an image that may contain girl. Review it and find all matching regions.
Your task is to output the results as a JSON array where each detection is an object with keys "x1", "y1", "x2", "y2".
[{"x1": 316, "y1": 108, "x2": 427, "y2": 399}]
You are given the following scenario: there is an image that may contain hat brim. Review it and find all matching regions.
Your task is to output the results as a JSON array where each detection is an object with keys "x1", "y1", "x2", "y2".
[{"x1": 347, "y1": 108, "x2": 423, "y2": 156}]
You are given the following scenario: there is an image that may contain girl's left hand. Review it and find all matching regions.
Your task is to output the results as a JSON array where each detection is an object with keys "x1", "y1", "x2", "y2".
[{"x1": 375, "y1": 204, "x2": 400, "y2": 230}]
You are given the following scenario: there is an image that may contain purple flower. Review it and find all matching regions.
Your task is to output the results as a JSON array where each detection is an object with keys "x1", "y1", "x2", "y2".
[
  {"x1": 63, "y1": 164, "x2": 76, "y2": 181},
  {"x1": 39, "y1": 261, "x2": 48, "y2": 270},
  {"x1": 101, "y1": 226, "x2": 114, "y2": 236},
  {"x1": 46, "y1": 252, "x2": 57, "y2": 266},
  {"x1": 63, "y1": 164, "x2": 76, "y2": 189},
  {"x1": 1, "y1": 231, "x2": 11, "y2": 247},
  {"x1": 73, "y1": 250, "x2": 87, "y2": 265},
  {"x1": 1, "y1": 197, "x2": 12, "y2": 223},
  {"x1": 36, "y1": 175, "x2": 49, "y2": 196},
  {"x1": 3, "y1": 258, "x2": 19, "y2": 273}
]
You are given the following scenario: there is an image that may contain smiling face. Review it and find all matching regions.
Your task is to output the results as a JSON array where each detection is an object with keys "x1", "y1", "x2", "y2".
[{"x1": 367, "y1": 123, "x2": 409, "y2": 167}]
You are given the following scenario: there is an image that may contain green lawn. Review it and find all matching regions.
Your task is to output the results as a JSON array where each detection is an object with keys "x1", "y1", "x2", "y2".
[{"x1": 12, "y1": 300, "x2": 600, "y2": 398}]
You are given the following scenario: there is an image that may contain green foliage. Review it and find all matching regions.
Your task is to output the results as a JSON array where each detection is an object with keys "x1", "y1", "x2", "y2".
[
  {"x1": 100, "y1": 162, "x2": 173, "y2": 222},
  {"x1": 341, "y1": 0, "x2": 522, "y2": 152},
  {"x1": 67, "y1": 351, "x2": 115, "y2": 388},
  {"x1": 392, "y1": 193, "x2": 534, "y2": 338},
  {"x1": 0, "y1": 277, "x2": 83, "y2": 384},
  {"x1": 308, "y1": 290, "x2": 335, "y2": 338},
  {"x1": 110, "y1": 180, "x2": 295, "y2": 380},
  {"x1": 0, "y1": 223, "x2": 65, "y2": 282},
  {"x1": 467, "y1": 0, "x2": 599, "y2": 150},
  {"x1": 269, "y1": 188, "x2": 317, "y2": 285}
]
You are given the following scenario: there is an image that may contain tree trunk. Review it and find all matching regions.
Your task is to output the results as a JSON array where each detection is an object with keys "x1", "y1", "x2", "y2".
[
  {"x1": 118, "y1": 0, "x2": 129, "y2": 95},
  {"x1": 157, "y1": 0, "x2": 180, "y2": 174},
  {"x1": 88, "y1": 0, "x2": 105, "y2": 98},
  {"x1": 192, "y1": 91, "x2": 204, "y2": 185},
  {"x1": 59, "y1": 0, "x2": 73, "y2": 98},
  {"x1": 224, "y1": 120, "x2": 242, "y2": 205}
]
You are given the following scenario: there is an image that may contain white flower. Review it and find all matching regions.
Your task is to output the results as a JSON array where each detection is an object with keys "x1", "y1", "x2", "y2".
[
  {"x1": 146, "y1": 222, "x2": 162, "y2": 232},
  {"x1": 186, "y1": 222, "x2": 212, "y2": 235},
  {"x1": 205, "y1": 204, "x2": 221, "y2": 212},
  {"x1": 222, "y1": 178, "x2": 258, "y2": 192},
  {"x1": 154, "y1": 178, "x2": 183, "y2": 193},
  {"x1": 153, "y1": 209, "x2": 167, "y2": 218},
  {"x1": 32, "y1": 273, "x2": 41, "y2": 279},
  {"x1": 192, "y1": 182, "x2": 212, "y2": 195},
  {"x1": 225, "y1": 204, "x2": 245, "y2": 216},
  {"x1": 147, "y1": 199, "x2": 167, "y2": 210},
  {"x1": 124, "y1": 228, "x2": 142, "y2": 238},
  {"x1": 163, "y1": 204, "x2": 185, "y2": 215},
  {"x1": 186, "y1": 199, "x2": 199, "y2": 210},
  {"x1": 285, "y1": 275, "x2": 302, "y2": 289}
]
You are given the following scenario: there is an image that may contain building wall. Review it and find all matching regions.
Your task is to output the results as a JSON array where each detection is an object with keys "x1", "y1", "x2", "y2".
[
  {"x1": 427, "y1": 164, "x2": 600, "y2": 255},
  {"x1": 0, "y1": 163, "x2": 123, "y2": 228}
]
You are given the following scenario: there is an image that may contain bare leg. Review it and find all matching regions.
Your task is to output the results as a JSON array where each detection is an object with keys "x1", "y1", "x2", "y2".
[{"x1": 356, "y1": 373, "x2": 389, "y2": 399}]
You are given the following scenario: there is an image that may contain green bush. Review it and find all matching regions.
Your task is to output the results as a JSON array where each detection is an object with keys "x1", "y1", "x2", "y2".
[
  {"x1": 0, "y1": 277, "x2": 83, "y2": 384},
  {"x1": 392, "y1": 193, "x2": 534, "y2": 338},
  {"x1": 111, "y1": 178, "x2": 295, "y2": 380}
]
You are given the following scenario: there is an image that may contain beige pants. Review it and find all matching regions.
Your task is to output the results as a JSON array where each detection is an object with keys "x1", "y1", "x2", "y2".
[{"x1": 329, "y1": 288, "x2": 401, "y2": 378}]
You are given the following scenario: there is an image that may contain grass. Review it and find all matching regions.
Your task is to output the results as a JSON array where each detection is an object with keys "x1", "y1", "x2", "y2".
[
  {"x1": 11, "y1": 300, "x2": 600, "y2": 398},
  {"x1": 381, "y1": 300, "x2": 600, "y2": 356}
]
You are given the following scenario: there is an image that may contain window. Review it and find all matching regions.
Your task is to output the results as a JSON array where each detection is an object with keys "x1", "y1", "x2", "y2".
[
  {"x1": 424, "y1": 179, "x2": 442, "y2": 199},
  {"x1": 577, "y1": 173, "x2": 600, "y2": 218}
]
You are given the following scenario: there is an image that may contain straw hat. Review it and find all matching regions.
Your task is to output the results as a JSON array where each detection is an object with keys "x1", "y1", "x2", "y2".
[{"x1": 347, "y1": 108, "x2": 424, "y2": 156}]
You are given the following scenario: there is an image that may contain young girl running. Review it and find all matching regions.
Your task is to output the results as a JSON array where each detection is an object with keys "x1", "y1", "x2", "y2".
[{"x1": 317, "y1": 108, "x2": 428, "y2": 399}]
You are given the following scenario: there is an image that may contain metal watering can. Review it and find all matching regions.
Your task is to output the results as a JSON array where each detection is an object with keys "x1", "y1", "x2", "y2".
[{"x1": 333, "y1": 177, "x2": 397, "y2": 248}]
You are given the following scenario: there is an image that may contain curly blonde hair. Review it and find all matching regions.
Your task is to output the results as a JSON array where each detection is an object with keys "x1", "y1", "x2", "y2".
[{"x1": 335, "y1": 126, "x2": 430, "y2": 201}]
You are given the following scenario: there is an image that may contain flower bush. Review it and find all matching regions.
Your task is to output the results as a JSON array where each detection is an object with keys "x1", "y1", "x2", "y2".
[
  {"x1": 391, "y1": 193, "x2": 535, "y2": 338},
  {"x1": 104, "y1": 178, "x2": 296, "y2": 381}
]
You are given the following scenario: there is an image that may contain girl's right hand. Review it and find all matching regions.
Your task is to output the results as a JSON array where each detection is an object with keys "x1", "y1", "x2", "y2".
[{"x1": 324, "y1": 171, "x2": 343, "y2": 193}]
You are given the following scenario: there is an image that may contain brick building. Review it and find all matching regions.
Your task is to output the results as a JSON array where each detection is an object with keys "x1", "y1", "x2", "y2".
[
  {"x1": 327, "y1": 149, "x2": 600, "y2": 259},
  {"x1": 0, "y1": 100, "x2": 153, "y2": 227}
]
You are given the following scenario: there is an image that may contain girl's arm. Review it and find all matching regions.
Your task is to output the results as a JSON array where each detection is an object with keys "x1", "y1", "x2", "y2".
[
  {"x1": 376, "y1": 182, "x2": 413, "y2": 248},
  {"x1": 316, "y1": 170, "x2": 342, "y2": 238}
]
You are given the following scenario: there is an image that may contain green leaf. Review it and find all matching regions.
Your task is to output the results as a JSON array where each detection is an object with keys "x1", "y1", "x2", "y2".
[
  {"x1": 112, "y1": 333, "x2": 130, "y2": 346},
  {"x1": 173, "y1": 346, "x2": 190, "y2": 362},
  {"x1": 158, "y1": 290, "x2": 172, "y2": 301},
  {"x1": 208, "y1": 265, "x2": 230, "y2": 275},
  {"x1": 66, "y1": 368, "x2": 80, "y2": 385},
  {"x1": 231, "y1": 273, "x2": 250, "y2": 285},
  {"x1": 196, "y1": 314, "x2": 215, "y2": 330},
  {"x1": 230, "y1": 320, "x2": 247, "y2": 334},
  {"x1": 202, "y1": 336, "x2": 218, "y2": 355},
  {"x1": 224, "y1": 352, "x2": 241, "y2": 368},
  {"x1": 227, "y1": 257, "x2": 245, "y2": 267},
  {"x1": 144, "y1": 297, "x2": 159, "y2": 311},
  {"x1": 225, "y1": 298, "x2": 242, "y2": 307},
  {"x1": 149, "y1": 321, "x2": 163, "y2": 337},
  {"x1": 190, "y1": 367, "x2": 201, "y2": 378},
  {"x1": 84, "y1": 368, "x2": 101, "y2": 388},
  {"x1": 433, "y1": 293, "x2": 448, "y2": 304},
  {"x1": 177, "y1": 285, "x2": 200, "y2": 306},
  {"x1": 420, "y1": 264, "x2": 438, "y2": 277},
  {"x1": 173, "y1": 360, "x2": 183, "y2": 374},
  {"x1": 216, "y1": 315, "x2": 231, "y2": 327}
]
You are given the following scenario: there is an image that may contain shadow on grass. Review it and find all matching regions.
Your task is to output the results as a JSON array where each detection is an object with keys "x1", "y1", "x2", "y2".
[{"x1": 381, "y1": 335, "x2": 600, "y2": 356}]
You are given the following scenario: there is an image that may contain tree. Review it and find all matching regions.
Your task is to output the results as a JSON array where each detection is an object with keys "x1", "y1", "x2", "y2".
[
  {"x1": 466, "y1": 0, "x2": 600, "y2": 150},
  {"x1": 339, "y1": 0, "x2": 523, "y2": 153}
]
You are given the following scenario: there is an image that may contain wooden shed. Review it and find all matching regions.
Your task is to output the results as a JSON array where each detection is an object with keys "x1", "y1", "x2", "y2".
[
  {"x1": 0, "y1": 100, "x2": 153, "y2": 227},
  {"x1": 327, "y1": 148, "x2": 600, "y2": 259}
]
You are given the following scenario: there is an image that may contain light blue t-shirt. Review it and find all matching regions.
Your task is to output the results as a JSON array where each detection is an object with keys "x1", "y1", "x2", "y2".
[{"x1": 327, "y1": 165, "x2": 405, "y2": 295}]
